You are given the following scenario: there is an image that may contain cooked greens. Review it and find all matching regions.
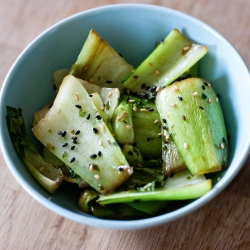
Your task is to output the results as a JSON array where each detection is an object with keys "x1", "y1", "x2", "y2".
[
  {"x1": 6, "y1": 106, "x2": 63, "y2": 193},
  {"x1": 7, "y1": 28, "x2": 229, "y2": 219}
]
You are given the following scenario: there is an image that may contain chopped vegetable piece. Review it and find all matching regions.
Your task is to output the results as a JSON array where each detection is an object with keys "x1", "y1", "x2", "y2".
[
  {"x1": 123, "y1": 29, "x2": 208, "y2": 97},
  {"x1": 78, "y1": 188, "x2": 99, "y2": 213},
  {"x1": 32, "y1": 75, "x2": 133, "y2": 194},
  {"x1": 70, "y1": 29, "x2": 134, "y2": 90},
  {"x1": 155, "y1": 78, "x2": 229, "y2": 175},
  {"x1": 132, "y1": 100, "x2": 162, "y2": 158},
  {"x1": 6, "y1": 106, "x2": 63, "y2": 193},
  {"x1": 111, "y1": 99, "x2": 134, "y2": 144},
  {"x1": 98, "y1": 169, "x2": 212, "y2": 205}
]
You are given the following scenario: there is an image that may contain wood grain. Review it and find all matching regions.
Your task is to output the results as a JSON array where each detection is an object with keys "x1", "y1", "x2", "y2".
[{"x1": 1, "y1": 0, "x2": 250, "y2": 249}]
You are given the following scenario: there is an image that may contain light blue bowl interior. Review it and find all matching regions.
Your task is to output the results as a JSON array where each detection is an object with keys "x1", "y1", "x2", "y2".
[{"x1": 1, "y1": 4, "x2": 250, "y2": 230}]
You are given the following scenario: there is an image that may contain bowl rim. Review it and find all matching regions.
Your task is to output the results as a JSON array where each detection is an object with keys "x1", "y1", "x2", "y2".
[{"x1": 1, "y1": 3, "x2": 250, "y2": 230}]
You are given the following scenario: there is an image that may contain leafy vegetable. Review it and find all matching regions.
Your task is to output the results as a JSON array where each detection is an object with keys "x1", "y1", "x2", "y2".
[
  {"x1": 32, "y1": 75, "x2": 133, "y2": 194},
  {"x1": 97, "y1": 169, "x2": 212, "y2": 205},
  {"x1": 111, "y1": 99, "x2": 134, "y2": 144},
  {"x1": 70, "y1": 29, "x2": 134, "y2": 90},
  {"x1": 6, "y1": 106, "x2": 63, "y2": 193},
  {"x1": 156, "y1": 78, "x2": 229, "y2": 175},
  {"x1": 122, "y1": 29, "x2": 208, "y2": 96}
]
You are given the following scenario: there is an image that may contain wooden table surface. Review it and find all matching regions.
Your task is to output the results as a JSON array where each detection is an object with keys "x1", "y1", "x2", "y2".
[{"x1": 1, "y1": 0, "x2": 250, "y2": 249}]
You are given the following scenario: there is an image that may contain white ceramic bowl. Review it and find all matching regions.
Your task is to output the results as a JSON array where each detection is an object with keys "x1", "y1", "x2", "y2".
[{"x1": 1, "y1": 4, "x2": 250, "y2": 230}]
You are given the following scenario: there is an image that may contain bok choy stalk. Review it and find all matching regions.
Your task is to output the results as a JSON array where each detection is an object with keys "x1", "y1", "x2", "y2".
[
  {"x1": 78, "y1": 188, "x2": 165, "y2": 219},
  {"x1": 122, "y1": 29, "x2": 208, "y2": 97},
  {"x1": 155, "y1": 78, "x2": 229, "y2": 175},
  {"x1": 6, "y1": 106, "x2": 63, "y2": 193},
  {"x1": 32, "y1": 75, "x2": 133, "y2": 195},
  {"x1": 97, "y1": 169, "x2": 212, "y2": 205},
  {"x1": 70, "y1": 29, "x2": 134, "y2": 91}
]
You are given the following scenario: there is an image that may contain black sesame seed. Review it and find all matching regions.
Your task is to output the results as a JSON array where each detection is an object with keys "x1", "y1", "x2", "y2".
[
  {"x1": 140, "y1": 93, "x2": 147, "y2": 98},
  {"x1": 97, "y1": 151, "x2": 102, "y2": 157},
  {"x1": 90, "y1": 154, "x2": 97, "y2": 159},
  {"x1": 71, "y1": 145, "x2": 75, "y2": 150},
  {"x1": 163, "y1": 126, "x2": 167, "y2": 130},
  {"x1": 128, "y1": 151, "x2": 133, "y2": 155},
  {"x1": 203, "y1": 81, "x2": 208, "y2": 86},
  {"x1": 133, "y1": 75, "x2": 139, "y2": 79},
  {"x1": 150, "y1": 86, "x2": 157, "y2": 92},
  {"x1": 62, "y1": 143, "x2": 68, "y2": 147},
  {"x1": 147, "y1": 137, "x2": 151, "y2": 141},
  {"x1": 93, "y1": 128, "x2": 98, "y2": 134},
  {"x1": 86, "y1": 113, "x2": 90, "y2": 120},
  {"x1": 141, "y1": 83, "x2": 146, "y2": 89},
  {"x1": 75, "y1": 130, "x2": 80, "y2": 135},
  {"x1": 149, "y1": 92, "x2": 157, "y2": 99},
  {"x1": 199, "y1": 106, "x2": 204, "y2": 110},
  {"x1": 202, "y1": 85, "x2": 206, "y2": 90},
  {"x1": 106, "y1": 80, "x2": 113, "y2": 84},
  {"x1": 201, "y1": 93, "x2": 207, "y2": 100},
  {"x1": 61, "y1": 131, "x2": 67, "y2": 137},
  {"x1": 95, "y1": 114, "x2": 102, "y2": 120},
  {"x1": 182, "y1": 115, "x2": 186, "y2": 121},
  {"x1": 222, "y1": 137, "x2": 227, "y2": 143},
  {"x1": 164, "y1": 139, "x2": 170, "y2": 144},
  {"x1": 178, "y1": 96, "x2": 183, "y2": 101},
  {"x1": 57, "y1": 131, "x2": 63, "y2": 135},
  {"x1": 72, "y1": 140, "x2": 77, "y2": 144},
  {"x1": 137, "y1": 101, "x2": 142, "y2": 105},
  {"x1": 75, "y1": 104, "x2": 81, "y2": 109},
  {"x1": 148, "y1": 107, "x2": 154, "y2": 112},
  {"x1": 118, "y1": 167, "x2": 124, "y2": 171},
  {"x1": 89, "y1": 94, "x2": 93, "y2": 97},
  {"x1": 71, "y1": 136, "x2": 77, "y2": 140},
  {"x1": 162, "y1": 118, "x2": 167, "y2": 123},
  {"x1": 70, "y1": 157, "x2": 75, "y2": 163}
]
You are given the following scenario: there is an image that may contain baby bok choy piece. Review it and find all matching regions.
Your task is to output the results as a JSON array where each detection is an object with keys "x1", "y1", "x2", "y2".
[
  {"x1": 155, "y1": 78, "x2": 229, "y2": 175},
  {"x1": 6, "y1": 106, "x2": 63, "y2": 193},
  {"x1": 122, "y1": 29, "x2": 208, "y2": 97},
  {"x1": 32, "y1": 75, "x2": 133, "y2": 195},
  {"x1": 78, "y1": 188, "x2": 149, "y2": 219},
  {"x1": 131, "y1": 98, "x2": 162, "y2": 159},
  {"x1": 111, "y1": 98, "x2": 135, "y2": 145},
  {"x1": 78, "y1": 188, "x2": 167, "y2": 218},
  {"x1": 70, "y1": 29, "x2": 134, "y2": 90},
  {"x1": 97, "y1": 169, "x2": 212, "y2": 205}
]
